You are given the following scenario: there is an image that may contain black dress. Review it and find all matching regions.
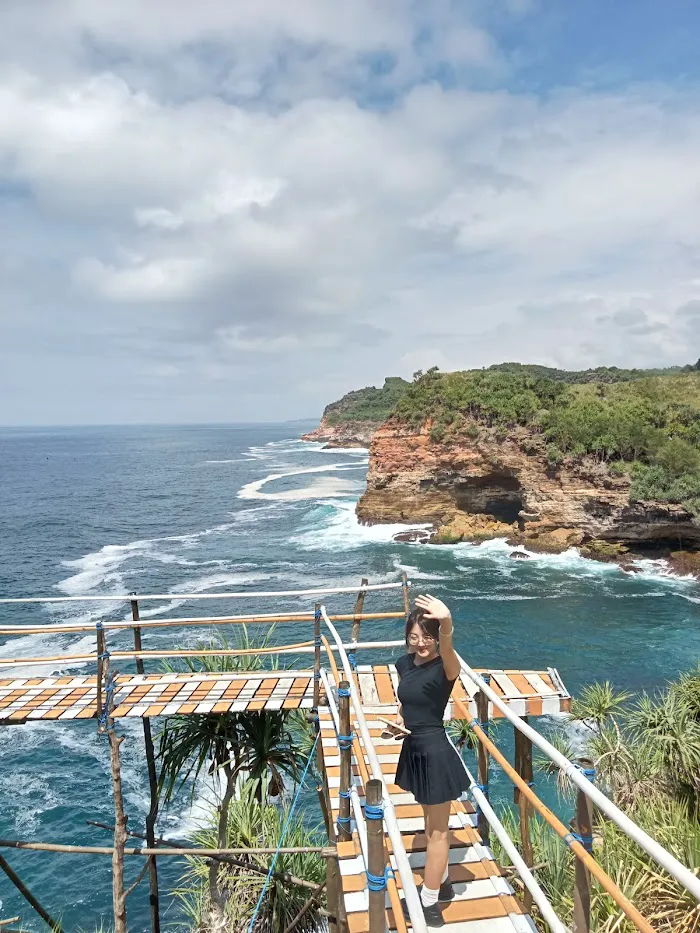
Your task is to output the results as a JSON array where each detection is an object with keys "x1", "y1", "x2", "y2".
[{"x1": 394, "y1": 653, "x2": 469, "y2": 806}]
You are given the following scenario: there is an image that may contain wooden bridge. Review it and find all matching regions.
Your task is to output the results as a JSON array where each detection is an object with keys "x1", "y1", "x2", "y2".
[{"x1": 0, "y1": 579, "x2": 698, "y2": 933}]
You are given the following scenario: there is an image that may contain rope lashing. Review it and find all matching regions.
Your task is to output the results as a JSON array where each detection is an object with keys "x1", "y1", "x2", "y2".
[
  {"x1": 364, "y1": 803, "x2": 384, "y2": 821},
  {"x1": 564, "y1": 831, "x2": 594, "y2": 850},
  {"x1": 577, "y1": 764, "x2": 596, "y2": 780},
  {"x1": 337, "y1": 733, "x2": 354, "y2": 750},
  {"x1": 366, "y1": 867, "x2": 393, "y2": 892},
  {"x1": 337, "y1": 688, "x2": 351, "y2": 698},
  {"x1": 338, "y1": 790, "x2": 352, "y2": 799},
  {"x1": 467, "y1": 718, "x2": 489, "y2": 730},
  {"x1": 98, "y1": 672, "x2": 117, "y2": 735},
  {"x1": 247, "y1": 731, "x2": 320, "y2": 933},
  {"x1": 347, "y1": 651, "x2": 356, "y2": 670}
]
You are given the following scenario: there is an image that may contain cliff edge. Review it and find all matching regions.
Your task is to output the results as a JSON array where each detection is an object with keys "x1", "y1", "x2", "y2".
[
  {"x1": 356, "y1": 421, "x2": 700, "y2": 555},
  {"x1": 354, "y1": 364, "x2": 700, "y2": 565}
]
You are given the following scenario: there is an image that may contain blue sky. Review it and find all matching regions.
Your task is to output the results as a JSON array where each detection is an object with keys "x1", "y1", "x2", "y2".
[{"x1": 0, "y1": 1, "x2": 699, "y2": 424}]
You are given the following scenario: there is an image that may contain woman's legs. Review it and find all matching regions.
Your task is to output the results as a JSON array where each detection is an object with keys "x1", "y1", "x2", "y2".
[{"x1": 421, "y1": 801, "x2": 451, "y2": 891}]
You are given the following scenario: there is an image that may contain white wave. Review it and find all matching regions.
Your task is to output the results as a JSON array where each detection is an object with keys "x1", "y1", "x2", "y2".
[
  {"x1": 136, "y1": 570, "x2": 277, "y2": 619},
  {"x1": 624, "y1": 557, "x2": 697, "y2": 584},
  {"x1": 238, "y1": 463, "x2": 366, "y2": 501},
  {"x1": 292, "y1": 500, "x2": 432, "y2": 551},
  {"x1": 392, "y1": 560, "x2": 450, "y2": 581}
]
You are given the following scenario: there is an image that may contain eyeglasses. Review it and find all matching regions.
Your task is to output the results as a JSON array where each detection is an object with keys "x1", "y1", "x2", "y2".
[{"x1": 407, "y1": 633, "x2": 436, "y2": 645}]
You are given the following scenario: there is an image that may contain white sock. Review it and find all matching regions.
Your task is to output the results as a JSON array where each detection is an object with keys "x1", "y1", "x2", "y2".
[
  {"x1": 441, "y1": 865, "x2": 449, "y2": 884},
  {"x1": 421, "y1": 885, "x2": 440, "y2": 908}
]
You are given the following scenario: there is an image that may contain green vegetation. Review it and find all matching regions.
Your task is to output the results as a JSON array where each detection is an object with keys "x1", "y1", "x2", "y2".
[
  {"x1": 390, "y1": 364, "x2": 700, "y2": 515},
  {"x1": 174, "y1": 777, "x2": 325, "y2": 933},
  {"x1": 495, "y1": 667, "x2": 700, "y2": 932},
  {"x1": 157, "y1": 629, "x2": 322, "y2": 932},
  {"x1": 323, "y1": 376, "x2": 409, "y2": 424}
]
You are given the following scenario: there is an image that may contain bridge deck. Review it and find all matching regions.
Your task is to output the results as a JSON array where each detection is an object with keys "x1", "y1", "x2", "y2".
[
  {"x1": 0, "y1": 665, "x2": 569, "y2": 724},
  {"x1": 320, "y1": 704, "x2": 537, "y2": 933}
]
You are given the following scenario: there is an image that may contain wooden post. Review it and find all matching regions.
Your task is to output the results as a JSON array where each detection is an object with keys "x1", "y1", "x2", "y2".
[
  {"x1": 0, "y1": 854, "x2": 65, "y2": 933},
  {"x1": 365, "y1": 780, "x2": 387, "y2": 933},
  {"x1": 96, "y1": 621, "x2": 106, "y2": 724},
  {"x1": 475, "y1": 678, "x2": 490, "y2": 844},
  {"x1": 349, "y1": 578, "x2": 368, "y2": 670},
  {"x1": 313, "y1": 603, "x2": 322, "y2": 711},
  {"x1": 337, "y1": 681, "x2": 353, "y2": 842},
  {"x1": 131, "y1": 598, "x2": 161, "y2": 933},
  {"x1": 572, "y1": 759, "x2": 595, "y2": 933},
  {"x1": 514, "y1": 720, "x2": 534, "y2": 911},
  {"x1": 400, "y1": 572, "x2": 410, "y2": 621},
  {"x1": 101, "y1": 646, "x2": 128, "y2": 933}
]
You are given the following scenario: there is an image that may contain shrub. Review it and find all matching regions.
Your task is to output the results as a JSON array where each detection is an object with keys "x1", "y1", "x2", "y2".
[{"x1": 546, "y1": 444, "x2": 564, "y2": 469}]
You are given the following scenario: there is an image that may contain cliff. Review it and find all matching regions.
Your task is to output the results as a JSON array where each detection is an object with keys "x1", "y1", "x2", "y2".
[
  {"x1": 301, "y1": 416, "x2": 377, "y2": 448},
  {"x1": 356, "y1": 421, "x2": 700, "y2": 554},
  {"x1": 301, "y1": 377, "x2": 409, "y2": 449}
]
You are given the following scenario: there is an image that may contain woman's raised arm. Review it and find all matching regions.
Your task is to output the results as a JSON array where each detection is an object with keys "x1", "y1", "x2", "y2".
[{"x1": 414, "y1": 593, "x2": 461, "y2": 681}]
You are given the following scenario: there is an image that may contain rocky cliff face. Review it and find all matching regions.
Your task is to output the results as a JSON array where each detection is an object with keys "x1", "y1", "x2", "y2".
[
  {"x1": 356, "y1": 422, "x2": 700, "y2": 552},
  {"x1": 301, "y1": 416, "x2": 377, "y2": 448}
]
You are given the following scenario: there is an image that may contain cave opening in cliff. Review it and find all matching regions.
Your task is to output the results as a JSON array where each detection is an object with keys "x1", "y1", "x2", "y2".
[{"x1": 453, "y1": 472, "x2": 524, "y2": 526}]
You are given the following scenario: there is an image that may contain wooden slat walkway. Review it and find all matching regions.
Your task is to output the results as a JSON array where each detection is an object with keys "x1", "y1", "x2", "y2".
[
  {"x1": 0, "y1": 665, "x2": 569, "y2": 723},
  {"x1": 320, "y1": 706, "x2": 537, "y2": 933}
]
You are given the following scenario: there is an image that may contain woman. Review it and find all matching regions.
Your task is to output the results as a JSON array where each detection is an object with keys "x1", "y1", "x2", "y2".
[{"x1": 390, "y1": 593, "x2": 468, "y2": 928}]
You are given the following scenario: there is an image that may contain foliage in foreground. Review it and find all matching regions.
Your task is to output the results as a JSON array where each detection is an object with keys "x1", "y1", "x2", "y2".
[
  {"x1": 173, "y1": 777, "x2": 325, "y2": 933},
  {"x1": 494, "y1": 666, "x2": 700, "y2": 932},
  {"x1": 157, "y1": 628, "x2": 316, "y2": 931}
]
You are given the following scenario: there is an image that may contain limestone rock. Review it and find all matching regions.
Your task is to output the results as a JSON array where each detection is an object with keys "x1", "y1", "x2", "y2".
[{"x1": 355, "y1": 420, "x2": 700, "y2": 550}]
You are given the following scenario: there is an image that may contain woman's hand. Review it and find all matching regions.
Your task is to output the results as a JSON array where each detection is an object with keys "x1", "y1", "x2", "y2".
[
  {"x1": 416, "y1": 593, "x2": 461, "y2": 681},
  {"x1": 415, "y1": 593, "x2": 452, "y2": 626}
]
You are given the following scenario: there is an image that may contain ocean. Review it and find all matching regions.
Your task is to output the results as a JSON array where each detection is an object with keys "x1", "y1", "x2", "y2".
[{"x1": 0, "y1": 423, "x2": 699, "y2": 930}]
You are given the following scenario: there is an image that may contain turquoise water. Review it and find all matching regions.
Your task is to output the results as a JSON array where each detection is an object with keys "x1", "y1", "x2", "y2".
[{"x1": 0, "y1": 424, "x2": 699, "y2": 929}]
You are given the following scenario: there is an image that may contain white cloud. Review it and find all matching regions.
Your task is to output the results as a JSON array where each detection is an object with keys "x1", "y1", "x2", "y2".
[{"x1": 0, "y1": 1, "x2": 699, "y2": 424}]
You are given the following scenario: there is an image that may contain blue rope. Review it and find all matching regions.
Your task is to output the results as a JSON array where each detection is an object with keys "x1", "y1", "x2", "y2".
[
  {"x1": 364, "y1": 804, "x2": 384, "y2": 821},
  {"x1": 337, "y1": 733, "x2": 354, "y2": 749},
  {"x1": 337, "y1": 688, "x2": 351, "y2": 698},
  {"x1": 246, "y1": 731, "x2": 320, "y2": 933},
  {"x1": 564, "y1": 831, "x2": 593, "y2": 849},
  {"x1": 347, "y1": 651, "x2": 357, "y2": 670},
  {"x1": 339, "y1": 790, "x2": 352, "y2": 799},
  {"x1": 367, "y1": 867, "x2": 392, "y2": 892},
  {"x1": 577, "y1": 765, "x2": 596, "y2": 780}
]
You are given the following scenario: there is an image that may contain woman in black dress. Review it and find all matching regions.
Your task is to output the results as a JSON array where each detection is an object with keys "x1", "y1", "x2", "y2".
[{"x1": 389, "y1": 594, "x2": 468, "y2": 927}]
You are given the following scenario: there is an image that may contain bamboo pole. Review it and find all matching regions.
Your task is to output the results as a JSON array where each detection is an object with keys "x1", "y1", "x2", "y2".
[
  {"x1": 0, "y1": 582, "x2": 405, "y2": 605},
  {"x1": 348, "y1": 578, "x2": 368, "y2": 669},
  {"x1": 0, "y1": 839, "x2": 336, "y2": 857},
  {"x1": 453, "y1": 697, "x2": 655, "y2": 933},
  {"x1": 96, "y1": 621, "x2": 105, "y2": 721},
  {"x1": 131, "y1": 598, "x2": 161, "y2": 933},
  {"x1": 514, "y1": 719, "x2": 534, "y2": 912},
  {"x1": 337, "y1": 680, "x2": 353, "y2": 842},
  {"x1": 101, "y1": 648, "x2": 128, "y2": 933},
  {"x1": 474, "y1": 678, "x2": 490, "y2": 844},
  {"x1": 0, "y1": 639, "x2": 408, "y2": 668},
  {"x1": 87, "y1": 820, "x2": 324, "y2": 893},
  {"x1": 0, "y1": 854, "x2": 64, "y2": 933},
  {"x1": 366, "y1": 780, "x2": 387, "y2": 933},
  {"x1": 572, "y1": 759, "x2": 595, "y2": 933},
  {"x1": 0, "y1": 611, "x2": 406, "y2": 637},
  {"x1": 313, "y1": 603, "x2": 322, "y2": 711},
  {"x1": 321, "y1": 637, "x2": 409, "y2": 933}
]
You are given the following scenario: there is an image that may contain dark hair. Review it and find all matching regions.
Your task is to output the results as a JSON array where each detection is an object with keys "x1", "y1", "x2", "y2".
[{"x1": 405, "y1": 607, "x2": 440, "y2": 645}]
